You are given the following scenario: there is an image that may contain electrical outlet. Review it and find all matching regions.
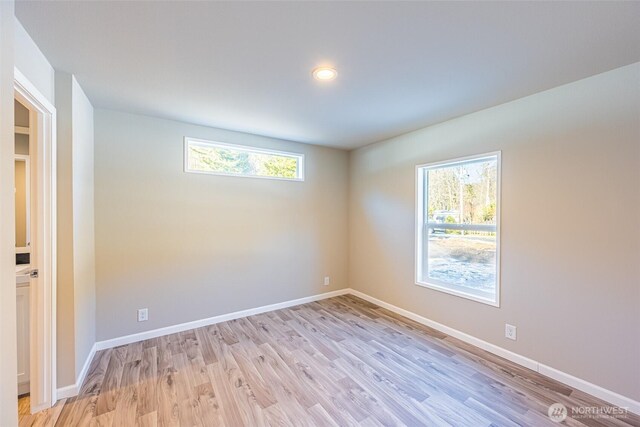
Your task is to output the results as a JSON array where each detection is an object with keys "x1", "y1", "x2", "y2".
[
  {"x1": 323, "y1": 276, "x2": 330, "y2": 286},
  {"x1": 137, "y1": 308, "x2": 148, "y2": 322},
  {"x1": 505, "y1": 323, "x2": 517, "y2": 340}
]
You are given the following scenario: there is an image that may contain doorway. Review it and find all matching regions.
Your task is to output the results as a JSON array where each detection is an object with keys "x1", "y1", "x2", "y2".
[
  {"x1": 13, "y1": 69, "x2": 56, "y2": 415},
  {"x1": 15, "y1": 99, "x2": 31, "y2": 400}
]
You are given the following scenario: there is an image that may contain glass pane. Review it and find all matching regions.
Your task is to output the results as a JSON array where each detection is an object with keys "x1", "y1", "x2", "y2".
[
  {"x1": 427, "y1": 158, "x2": 497, "y2": 226},
  {"x1": 187, "y1": 142, "x2": 301, "y2": 180},
  {"x1": 427, "y1": 230, "x2": 497, "y2": 293}
]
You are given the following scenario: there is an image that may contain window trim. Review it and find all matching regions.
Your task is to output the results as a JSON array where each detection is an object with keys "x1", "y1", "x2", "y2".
[
  {"x1": 415, "y1": 151, "x2": 501, "y2": 307},
  {"x1": 184, "y1": 137, "x2": 305, "y2": 181}
]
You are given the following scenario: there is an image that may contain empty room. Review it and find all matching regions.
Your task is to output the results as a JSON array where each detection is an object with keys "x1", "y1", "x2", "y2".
[{"x1": 0, "y1": 1, "x2": 639, "y2": 426}]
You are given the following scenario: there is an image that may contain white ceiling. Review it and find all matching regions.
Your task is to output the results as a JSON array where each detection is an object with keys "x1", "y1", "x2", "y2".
[{"x1": 16, "y1": 1, "x2": 640, "y2": 149}]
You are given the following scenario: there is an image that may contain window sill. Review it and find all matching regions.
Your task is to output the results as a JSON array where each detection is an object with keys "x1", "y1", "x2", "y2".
[{"x1": 414, "y1": 280, "x2": 500, "y2": 307}]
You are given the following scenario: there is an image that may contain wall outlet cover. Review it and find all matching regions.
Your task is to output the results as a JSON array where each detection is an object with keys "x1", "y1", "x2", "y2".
[
  {"x1": 505, "y1": 323, "x2": 517, "y2": 340},
  {"x1": 137, "y1": 308, "x2": 148, "y2": 322}
]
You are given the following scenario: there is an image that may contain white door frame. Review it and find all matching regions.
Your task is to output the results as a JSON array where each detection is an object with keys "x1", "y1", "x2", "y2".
[{"x1": 14, "y1": 67, "x2": 57, "y2": 413}]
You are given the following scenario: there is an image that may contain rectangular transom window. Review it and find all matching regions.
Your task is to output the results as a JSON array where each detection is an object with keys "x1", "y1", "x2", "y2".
[
  {"x1": 184, "y1": 137, "x2": 304, "y2": 181},
  {"x1": 416, "y1": 152, "x2": 501, "y2": 306}
]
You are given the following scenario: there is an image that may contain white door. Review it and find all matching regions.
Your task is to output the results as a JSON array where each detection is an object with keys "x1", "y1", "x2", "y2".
[{"x1": 16, "y1": 284, "x2": 30, "y2": 394}]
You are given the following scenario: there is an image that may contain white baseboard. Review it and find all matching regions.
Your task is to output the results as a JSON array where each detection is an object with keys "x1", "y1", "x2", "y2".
[
  {"x1": 348, "y1": 289, "x2": 640, "y2": 415},
  {"x1": 347, "y1": 289, "x2": 539, "y2": 372},
  {"x1": 56, "y1": 384, "x2": 77, "y2": 400},
  {"x1": 56, "y1": 342, "x2": 97, "y2": 400},
  {"x1": 85, "y1": 286, "x2": 638, "y2": 415},
  {"x1": 95, "y1": 289, "x2": 351, "y2": 351},
  {"x1": 17, "y1": 382, "x2": 29, "y2": 396},
  {"x1": 538, "y1": 363, "x2": 640, "y2": 415}
]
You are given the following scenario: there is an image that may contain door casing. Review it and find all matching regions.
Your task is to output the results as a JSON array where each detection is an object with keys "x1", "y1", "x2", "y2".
[{"x1": 14, "y1": 67, "x2": 57, "y2": 414}]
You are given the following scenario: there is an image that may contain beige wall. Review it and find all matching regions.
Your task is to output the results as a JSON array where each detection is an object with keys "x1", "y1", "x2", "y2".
[
  {"x1": 14, "y1": 134, "x2": 28, "y2": 155},
  {"x1": 71, "y1": 76, "x2": 96, "y2": 380},
  {"x1": 349, "y1": 63, "x2": 640, "y2": 401},
  {"x1": 14, "y1": 159, "x2": 26, "y2": 247},
  {"x1": 55, "y1": 72, "x2": 96, "y2": 387},
  {"x1": 14, "y1": 101, "x2": 29, "y2": 248},
  {"x1": 94, "y1": 109, "x2": 349, "y2": 341},
  {"x1": 14, "y1": 99, "x2": 28, "y2": 127},
  {"x1": 14, "y1": 18, "x2": 54, "y2": 105},
  {"x1": 55, "y1": 71, "x2": 76, "y2": 387}
]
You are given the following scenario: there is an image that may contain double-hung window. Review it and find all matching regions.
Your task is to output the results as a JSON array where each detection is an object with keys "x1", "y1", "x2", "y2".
[{"x1": 416, "y1": 152, "x2": 501, "y2": 306}]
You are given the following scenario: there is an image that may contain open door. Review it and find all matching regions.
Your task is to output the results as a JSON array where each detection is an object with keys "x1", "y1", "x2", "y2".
[{"x1": 14, "y1": 69, "x2": 57, "y2": 414}]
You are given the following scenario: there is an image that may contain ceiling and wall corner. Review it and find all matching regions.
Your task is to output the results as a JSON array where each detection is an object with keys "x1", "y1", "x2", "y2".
[
  {"x1": 2, "y1": 2, "x2": 639, "y2": 421},
  {"x1": 14, "y1": 17, "x2": 54, "y2": 105},
  {"x1": 14, "y1": 1, "x2": 640, "y2": 149},
  {"x1": 11, "y1": 10, "x2": 97, "y2": 392},
  {"x1": 93, "y1": 109, "x2": 349, "y2": 342},
  {"x1": 348, "y1": 62, "x2": 640, "y2": 401}
]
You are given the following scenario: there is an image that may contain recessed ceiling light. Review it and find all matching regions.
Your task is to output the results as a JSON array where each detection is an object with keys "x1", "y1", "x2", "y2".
[{"x1": 312, "y1": 67, "x2": 337, "y2": 81}]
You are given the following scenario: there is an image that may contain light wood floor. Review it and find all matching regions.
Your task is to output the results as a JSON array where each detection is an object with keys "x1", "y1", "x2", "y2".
[
  {"x1": 18, "y1": 396, "x2": 34, "y2": 419},
  {"x1": 19, "y1": 295, "x2": 640, "y2": 426}
]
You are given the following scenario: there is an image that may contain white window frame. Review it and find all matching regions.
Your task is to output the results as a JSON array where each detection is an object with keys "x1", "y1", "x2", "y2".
[
  {"x1": 415, "y1": 151, "x2": 501, "y2": 307},
  {"x1": 184, "y1": 137, "x2": 305, "y2": 181}
]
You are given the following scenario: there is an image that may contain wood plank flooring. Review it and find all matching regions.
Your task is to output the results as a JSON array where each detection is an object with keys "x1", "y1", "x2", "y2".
[{"x1": 19, "y1": 295, "x2": 640, "y2": 426}]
